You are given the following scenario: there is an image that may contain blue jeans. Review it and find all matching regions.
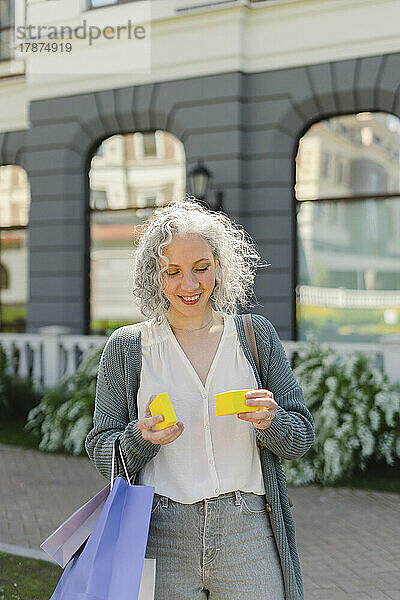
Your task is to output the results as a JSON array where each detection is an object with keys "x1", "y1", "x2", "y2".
[{"x1": 145, "y1": 490, "x2": 286, "y2": 599}]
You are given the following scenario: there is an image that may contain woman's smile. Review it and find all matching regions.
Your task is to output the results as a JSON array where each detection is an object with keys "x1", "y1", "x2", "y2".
[{"x1": 178, "y1": 292, "x2": 202, "y2": 305}]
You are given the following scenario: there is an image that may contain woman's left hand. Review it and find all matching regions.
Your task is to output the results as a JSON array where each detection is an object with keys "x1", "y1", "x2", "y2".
[{"x1": 237, "y1": 389, "x2": 278, "y2": 430}]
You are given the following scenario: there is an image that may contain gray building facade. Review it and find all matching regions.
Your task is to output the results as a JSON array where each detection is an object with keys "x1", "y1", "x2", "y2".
[{"x1": 1, "y1": 51, "x2": 400, "y2": 338}]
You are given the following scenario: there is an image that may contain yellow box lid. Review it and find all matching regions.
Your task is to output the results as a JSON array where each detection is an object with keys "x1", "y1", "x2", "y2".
[
  {"x1": 149, "y1": 392, "x2": 177, "y2": 431},
  {"x1": 214, "y1": 389, "x2": 269, "y2": 416}
]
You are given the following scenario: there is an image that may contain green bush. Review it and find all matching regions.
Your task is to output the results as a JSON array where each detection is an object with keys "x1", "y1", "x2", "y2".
[
  {"x1": 282, "y1": 334, "x2": 400, "y2": 485},
  {"x1": 25, "y1": 344, "x2": 104, "y2": 455},
  {"x1": 0, "y1": 344, "x2": 42, "y2": 421}
]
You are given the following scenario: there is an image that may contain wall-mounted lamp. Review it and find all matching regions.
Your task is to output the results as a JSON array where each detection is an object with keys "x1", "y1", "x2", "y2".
[
  {"x1": 188, "y1": 161, "x2": 224, "y2": 212},
  {"x1": 188, "y1": 161, "x2": 211, "y2": 202}
]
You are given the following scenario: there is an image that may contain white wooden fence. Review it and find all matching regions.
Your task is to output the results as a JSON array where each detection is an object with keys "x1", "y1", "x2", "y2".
[
  {"x1": 0, "y1": 327, "x2": 107, "y2": 392},
  {"x1": 0, "y1": 327, "x2": 399, "y2": 392},
  {"x1": 297, "y1": 285, "x2": 400, "y2": 309}
]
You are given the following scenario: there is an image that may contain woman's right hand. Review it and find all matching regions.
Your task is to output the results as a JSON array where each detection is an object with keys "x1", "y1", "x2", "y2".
[{"x1": 137, "y1": 395, "x2": 184, "y2": 445}]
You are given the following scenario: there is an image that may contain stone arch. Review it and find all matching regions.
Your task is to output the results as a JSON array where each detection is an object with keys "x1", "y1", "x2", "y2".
[
  {"x1": 69, "y1": 84, "x2": 187, "y2": 174},
  {"x1": 273, "y1": 53, "x2": 400, "y2": 159}
]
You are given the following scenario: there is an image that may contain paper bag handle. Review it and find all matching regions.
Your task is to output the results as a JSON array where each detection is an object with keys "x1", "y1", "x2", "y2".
[{"x1": 111, "y1": 436, "x2": 131, "y2": 489}]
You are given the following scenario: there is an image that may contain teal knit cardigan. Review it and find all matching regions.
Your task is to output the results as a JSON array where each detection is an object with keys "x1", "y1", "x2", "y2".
[{"x1": 85, "y1": 313, "x2": 315, "y2": 600}]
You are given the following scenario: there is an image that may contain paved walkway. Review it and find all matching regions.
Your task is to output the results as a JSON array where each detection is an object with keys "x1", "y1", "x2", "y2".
[{"x1": 1, "y1": 443, "x2": 399, "y2": 599}]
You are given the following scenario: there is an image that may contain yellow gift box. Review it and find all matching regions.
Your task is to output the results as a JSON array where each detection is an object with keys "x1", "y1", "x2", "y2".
[
  {"x1": 214, "y1": 389, "x2": 270, "y2": 416},
  {"x1": 149, "y1": 392, "x2": 178, "y2": 431}
]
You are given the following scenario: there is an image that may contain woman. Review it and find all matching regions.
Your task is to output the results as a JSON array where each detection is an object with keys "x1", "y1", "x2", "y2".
[{"x1": 85, "y1": 198, "x2": 314, "y2": 600}]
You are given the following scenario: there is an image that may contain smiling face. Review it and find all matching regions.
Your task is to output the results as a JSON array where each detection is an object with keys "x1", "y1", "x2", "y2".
[{"x1": 160, "y1": 233, "x2": 218, "y2": 327}]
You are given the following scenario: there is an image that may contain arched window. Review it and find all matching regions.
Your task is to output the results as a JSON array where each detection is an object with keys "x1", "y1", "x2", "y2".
[
  {"x1": 88, "y1": 130, "x2": 186, "y2": 334},
  {"x1": 0, "y1": 165, "x2": 31, "y2": 333},
  {"x1": 295, "y1": 112, "x2": 400, "y2": 342}
]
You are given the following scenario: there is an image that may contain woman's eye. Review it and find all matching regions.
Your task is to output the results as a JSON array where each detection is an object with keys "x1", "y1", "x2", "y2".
[{"x1": 166, "y1": 266, "x2": 208, "y2": 277}]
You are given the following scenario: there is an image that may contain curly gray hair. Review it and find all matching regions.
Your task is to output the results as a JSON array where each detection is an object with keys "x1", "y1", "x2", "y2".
[{"x1": 131, "y1": 197, "x2": 270, "y2": 321}]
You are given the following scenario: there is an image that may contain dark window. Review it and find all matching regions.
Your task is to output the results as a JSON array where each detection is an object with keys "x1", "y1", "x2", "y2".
[
  {"x1": 142, "y1": 133, "x2": 157, "y2": 157},
  {"x1": 334, "y1": 158, "x2": 346, "y2": 186},
  {"x1": 0, "y1": 0, "x2": 14, "y2": 61},
  {"x1": 320, "y1": 152, "x2": 330, "y2": 179},
  {"x1": 0, "y1": 263, "x2": 8, "y2": 290}
]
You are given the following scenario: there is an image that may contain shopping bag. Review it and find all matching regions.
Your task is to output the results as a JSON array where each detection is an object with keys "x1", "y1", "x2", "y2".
[
  {"x1": 139, "y1": 558, "x2": 156, "y2": 599},
  {"x1": 48, "y1": 436, "x2": 156, "y2": 600},
  {"x1": 51, "y1": 552, "x2": 156, "y2": 600},
  {"x1": 40, "y1": 434, "x2": 139, "y2": 567},
  {"x1": 40, "y1": 481, "x2": 110, "y2": 567}
]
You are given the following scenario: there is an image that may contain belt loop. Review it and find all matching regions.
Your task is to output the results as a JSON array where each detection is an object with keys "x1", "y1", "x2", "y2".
[
  {"x1": 234, "y1": 491, "x2": 241, "y2": 506},
  {"x1": 161, "y1": 496, "x2": 169, "y2": 508}
]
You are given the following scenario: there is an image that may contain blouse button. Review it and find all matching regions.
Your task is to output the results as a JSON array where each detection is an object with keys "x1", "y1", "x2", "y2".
[{"x1": 204, "y1": 424, "x2": 209, "y2": 430}]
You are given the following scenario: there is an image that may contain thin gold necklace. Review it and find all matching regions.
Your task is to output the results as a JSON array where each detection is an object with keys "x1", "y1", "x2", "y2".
[{"x1": 167, "y1": 315, "x2": 214, "y2": 332}]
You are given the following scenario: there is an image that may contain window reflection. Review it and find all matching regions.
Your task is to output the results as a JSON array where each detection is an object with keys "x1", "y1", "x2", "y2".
[
  {"x1": 88, "y1": 0, "x2": 134, "y2": 7},
  {"x1": 89, "y1": 130, "x2": 185, "y2": 334},
  {"x1": 89, "y1": 0, "x2": 118, "y2": 7},
  {"x1": 296, "y1": 112, "x2": 400, "y2": 201},
  {"x1": 296, "y1": 113, "x2": 400, "y2": 342},
  {"x1": 0, "y1": 165, "x2": 30, "y2": 333}
]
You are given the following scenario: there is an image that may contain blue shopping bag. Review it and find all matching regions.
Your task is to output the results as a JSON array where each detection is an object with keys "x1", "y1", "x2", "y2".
[{"x1": 49, "y1": 437, "x2": 155, "y2": 600}]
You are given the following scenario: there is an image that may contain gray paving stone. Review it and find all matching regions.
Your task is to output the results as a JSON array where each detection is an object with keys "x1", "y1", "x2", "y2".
[{"x1": 0, "y1": 443, "x2": 399, "y2": 598}]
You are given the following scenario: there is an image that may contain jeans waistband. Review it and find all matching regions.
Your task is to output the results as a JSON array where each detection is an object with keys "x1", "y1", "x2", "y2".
[{"x1": 154, "y1": 490, "x2": 266, "y2": 508}]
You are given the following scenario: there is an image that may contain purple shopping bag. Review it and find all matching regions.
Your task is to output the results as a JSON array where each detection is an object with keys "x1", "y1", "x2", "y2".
[
  {"x1": 40, "y1": 481, "x2": 110, "y2": 567},
  {"x1": 49, "y1": 437, "x2": 155, "y2": 600},
  {"x1": 41, "y1": 434, "x2": 133, "y2": 567}
]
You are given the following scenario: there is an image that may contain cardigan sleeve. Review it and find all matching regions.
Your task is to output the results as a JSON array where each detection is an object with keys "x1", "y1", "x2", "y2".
[
  {"x1": 84, "y1": 327, "x2": 160, "y2": 482},
  {"x1": 252, "y1": 316, "x2": 315, "y2": 460}
]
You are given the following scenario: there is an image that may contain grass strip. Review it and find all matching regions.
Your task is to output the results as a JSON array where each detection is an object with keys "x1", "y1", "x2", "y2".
[
  {"x1": 0, "y1": 420, "x2": 40, "y2": 450},
  {"x1": 0, "y1": 552, "x2": 62, "y2": 600}
]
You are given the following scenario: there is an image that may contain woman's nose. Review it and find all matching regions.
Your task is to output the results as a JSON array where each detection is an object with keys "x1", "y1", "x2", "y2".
[{"x1": 180, "y1": 271, "x2": 200, "y2": 291}]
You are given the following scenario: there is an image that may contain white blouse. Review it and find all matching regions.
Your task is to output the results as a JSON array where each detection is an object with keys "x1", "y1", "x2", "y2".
[{"x1": 136, "y1": 312, "x2": 266, "y2": 504}]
